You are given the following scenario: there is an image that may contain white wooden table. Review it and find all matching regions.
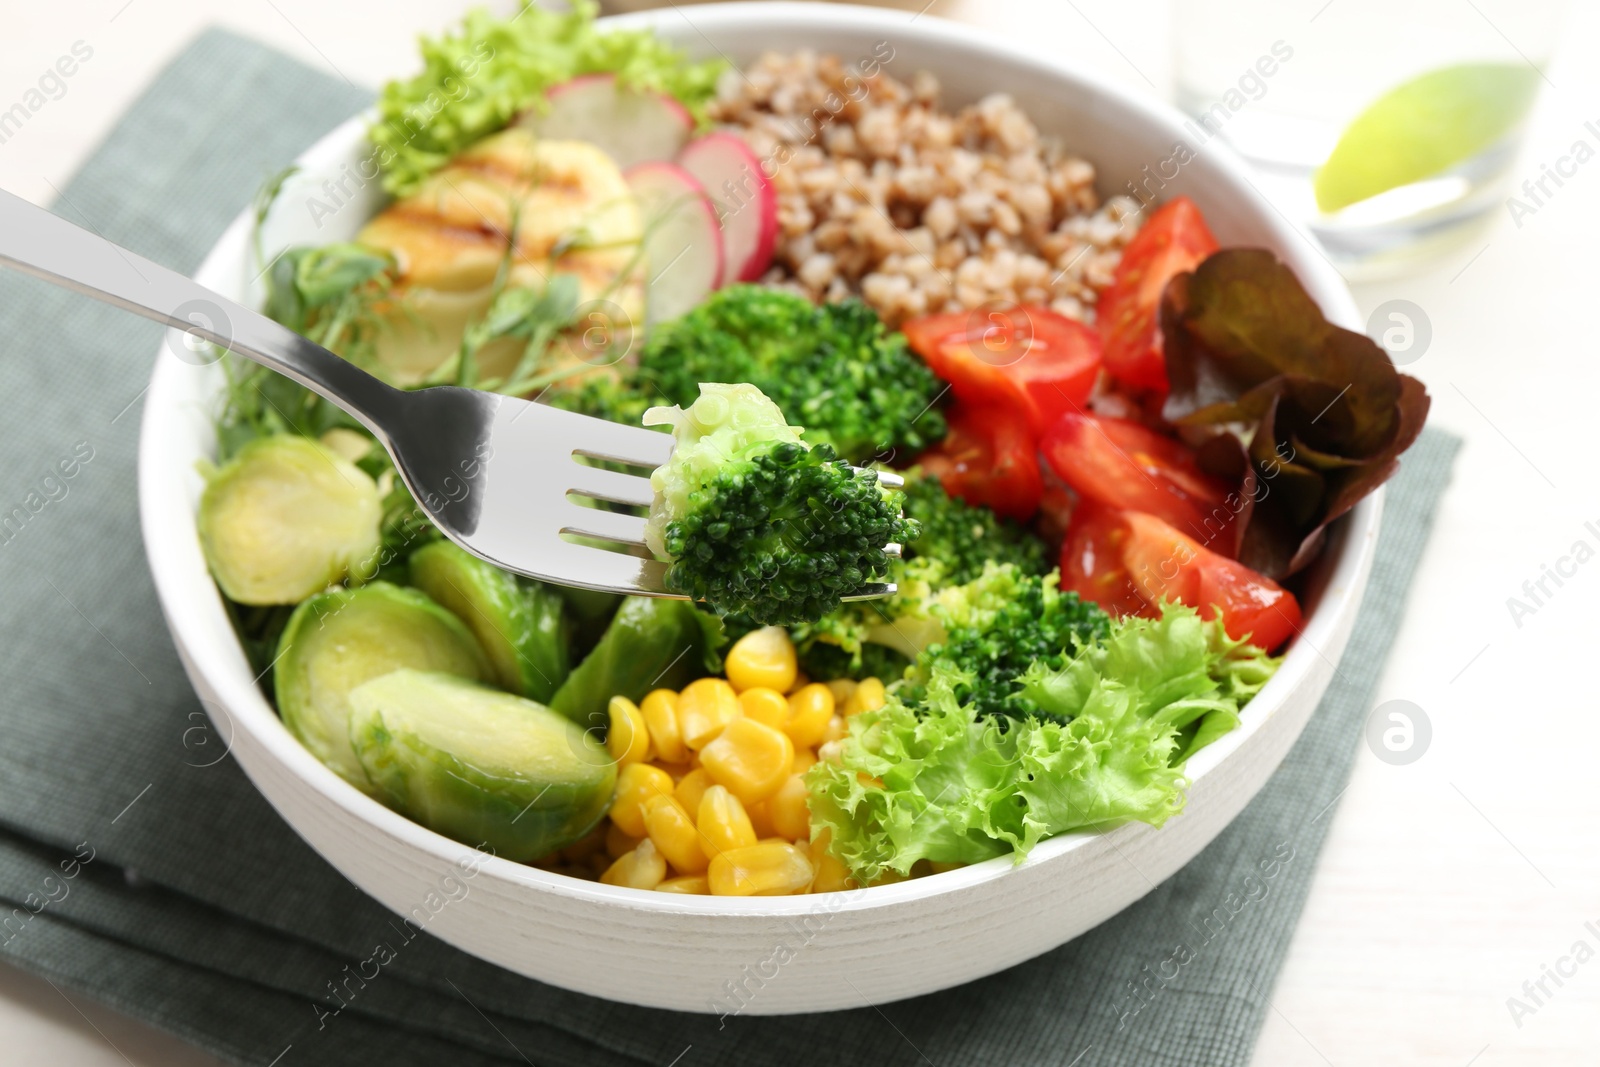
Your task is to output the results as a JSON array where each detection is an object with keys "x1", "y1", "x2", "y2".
[{"x1": 3, "y1": 1, "x2": 1596, "y2": 1063}]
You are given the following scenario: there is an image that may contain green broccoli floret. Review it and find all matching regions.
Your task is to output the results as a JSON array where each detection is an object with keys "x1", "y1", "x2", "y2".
[
  {"x1": 563, "y1": 286, "x2": 947, "y2": 463},
  {"x1": 784, "y1": 474, "x2": 1049, "y2": 676},
  {"x1": 901, "y1": 564, "x2": 1110, "y2": 724},
  {"x1": 642, "y1": 286, "x2": 816, "y2": 395},
  {"x1": 797, "y1": 639, "x2": 911, "y2": 685},
  {"x1": 644, "y1": 384, "x2": 918, "y2": 626},
  {"x1": 899, "y1": 472, "x2": 1050, "y2": 584}
]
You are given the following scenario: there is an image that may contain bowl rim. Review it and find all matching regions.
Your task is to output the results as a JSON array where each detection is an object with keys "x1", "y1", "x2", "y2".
[{"x1": 138, "y1": 0, "x2": 1379, "y2": 919}]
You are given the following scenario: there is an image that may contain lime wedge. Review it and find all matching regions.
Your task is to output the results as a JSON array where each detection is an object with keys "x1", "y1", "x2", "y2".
[{"x1": 1314, "y1": 63, "x2": 1540, "y2": 214}]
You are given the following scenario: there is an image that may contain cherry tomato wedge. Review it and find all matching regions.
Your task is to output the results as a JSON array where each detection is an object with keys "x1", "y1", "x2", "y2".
[
  {"x1": 1098, "y1": 196, "x2": 1218, "y2": 395},
  {"x1": 1041, "y1": 413, "x2": 1236, "y2": 552},
  {"x1": 1062, "y1": 508, "x2": 1302, "y2": 651},
  {"x1": 914, "y1": 402, "x2": 1042, "y2": 520},
  {"x1": 1059, "y1": 502, "x2": 1148, "y2": 618},
  {"x1": 902, "y1": 306, "x2": 1102, "y2": 436}
]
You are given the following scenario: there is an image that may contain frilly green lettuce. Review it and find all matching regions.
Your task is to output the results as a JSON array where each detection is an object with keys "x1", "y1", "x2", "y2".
[
  {"x1": 806, "y1": 602, "x2": 1279, "y2": 882},
  {"x1": 371, "y1": 1, "x2": 724, "y2": 196}
]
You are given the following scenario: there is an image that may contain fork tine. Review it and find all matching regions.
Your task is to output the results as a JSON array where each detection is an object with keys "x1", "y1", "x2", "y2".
[
  {"x1": 533, "y1": 534, "x2": 674, "y2": 593},
  {"x1": 571, "y1": 426, "x2": 675, "y2": 471},
  {"x1": 568, "y1": 463, "x2": 656, "y2": 510},
  {"x1": 460, "y1": 395, "x2": 896, "y2": 602},
  {"x1": 558, "y1": 502, "x2": 651, "y2": 548},
  {"x1": 840, "y1": 582, "x2": 897, "y2": 601}
]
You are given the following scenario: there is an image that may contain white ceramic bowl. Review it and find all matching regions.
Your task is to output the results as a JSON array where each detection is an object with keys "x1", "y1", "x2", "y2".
[{"x1": 138, "y1": 2, "x2": 1380, "y2": 1014}]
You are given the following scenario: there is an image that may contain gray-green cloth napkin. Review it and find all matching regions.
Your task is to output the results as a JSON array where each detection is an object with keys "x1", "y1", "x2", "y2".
[{"x1": 0, "y1": 28, "x2": 1459, "y2": 1067}]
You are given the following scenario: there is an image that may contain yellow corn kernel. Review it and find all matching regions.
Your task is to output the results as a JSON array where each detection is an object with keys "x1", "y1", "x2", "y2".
[
  {"x1": 824, "y1": 677, "x2": 858, "y2": 705},
  {"x1": 790, "y1": 747, "x2": 818, "y2": 775},
  {"x1": 642, "y1": 794, "x2": 709, "y2": 875},
  {"x1": 605, "y1": 821, "x2": 641, "y2": 860},
  {"x1": 808, "y1": 830, "x2": 853, "y2": 893},
  {"x1": 787, "y1": 671, "x2": 811, "y2": 695},
  {"x1": 601, "y1": 838, "x2": 667, "y2": 889},
  {"x1": 674, "y1": 767, "x2": 713, "y2": 815},
  {"x1": 768, "y1": 774, "x2": 811, "y2": 842},
  {"x1": 822, "y1": 714, "x2": 847, "y2": 743},
  {"x1": 745, "y1": 799, "x2": 777, "y2": 839},
  {"x1": 609, "y1": 762, "x2": 674, "y2": 838},
  {"x1": 639, "y1": 689, "x2": 687, "y2": 764},
  {"x1": 708, "y1": 842, "x2": 815, "y2": 896},
  {"x1": 738, "y1": 686, "x2": 791, "y2": 731},
  {"x1": 785, "y1": 683, "x2": 835, "y2": 748},
  {"x1": 699, "y1": 718, "x2": 794, "y2": 805},
  {"x1": 844, "y1": 676, "x2": 886, "y2": 716},
  {"x1": 655, "y1": 874, "x2": 711, "y2": 894},
  {"x1": 651, "y1": 760, "x2": 693, "y2": 782},
  {"x1": 724, "y1": 626, "x2": 798, "y2": 694},
  {"x1": 677, "y1": 677, "x2": 742, "y2": 750},
  {"x1": 606, "y1": 696, "x2": 651, "y2": 767},
  {"x1": 697, "y1": 784, "x2": 758, "y2": 859}
]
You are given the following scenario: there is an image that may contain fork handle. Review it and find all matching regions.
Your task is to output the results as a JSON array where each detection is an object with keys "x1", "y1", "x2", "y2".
[{"x1": 0, "y1": 187, "x2": 403, "y2": 439}]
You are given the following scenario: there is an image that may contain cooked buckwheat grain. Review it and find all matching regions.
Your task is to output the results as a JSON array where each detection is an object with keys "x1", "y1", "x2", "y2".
[{"x1": 710, "y1": 51, "x2": 1142, "y2": 328}]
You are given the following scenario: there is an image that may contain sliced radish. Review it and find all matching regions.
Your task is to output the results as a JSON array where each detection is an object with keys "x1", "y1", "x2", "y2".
[
  {"x1": 518, "y1": 73, "x2": 693, "y2": 170},
  {"x1": 676, "y1": 131, "x2": 778, "y2": 282},
  {"x1": 626, "y1": 161, "x2": 725, "y2": 325}
]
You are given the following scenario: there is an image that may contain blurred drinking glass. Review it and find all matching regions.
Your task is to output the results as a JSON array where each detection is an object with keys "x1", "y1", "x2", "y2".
[{"x1": 1173, "y1": 0, "x2": 1567, "y2": 277}]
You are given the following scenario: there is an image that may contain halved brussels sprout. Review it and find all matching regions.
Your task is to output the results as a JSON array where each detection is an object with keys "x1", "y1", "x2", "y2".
[
  {"x1": 348, "y1": 669, "x2": 615, "y2": 861},
  {"x1": 548, "y1": 596, "x2": 722, "y2": 732},
  {"x1": 275, "y1": 582, "x2": 489, "y2": 791},
  {"x1": 556, "y1": 586, "x2": 623, "y2": 657},
  {"x1": 407, "y1": 540, "x2": 569, "y2": 704},
  {"x1": 198, "y1": 434, "x2": 381, "y2": 605}
]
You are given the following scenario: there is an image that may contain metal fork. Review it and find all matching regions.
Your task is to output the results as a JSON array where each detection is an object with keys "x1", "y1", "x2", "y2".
[{"x1": 0, "y1": 188, "x2": 897, "y2": 599}]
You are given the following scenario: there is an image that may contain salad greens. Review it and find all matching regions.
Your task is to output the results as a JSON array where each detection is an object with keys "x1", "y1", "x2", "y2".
[
  {"x1": 215, "y1": 241, "x2": 393, "y2": 461},
  {"x1": 371, "y1": 0, "x2": 723, "y2": 197},
  {"x1": 808, "y1": 603, "x2": 1278, "y2": 881},
  {"x1": 1162, "y1": 249, "x2": 1430, "y2": 578},
  {"x1": 899, "y1": 564, "x2": 1111, "y2": 724},
  {"x1": 195, "y1": 4, "x2": 1338, "y2": 884},
  {"x1": 262, "y1": 243, "x2": 395, "y2": 357},
  {"x1": 642, "y1": 383, "x2": 916, "y2": 625}
]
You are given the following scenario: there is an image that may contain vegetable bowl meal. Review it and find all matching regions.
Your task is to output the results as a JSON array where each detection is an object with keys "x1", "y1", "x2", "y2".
[{"x1": 187, "y1": 2, "x2": 1427, "y2": 906}]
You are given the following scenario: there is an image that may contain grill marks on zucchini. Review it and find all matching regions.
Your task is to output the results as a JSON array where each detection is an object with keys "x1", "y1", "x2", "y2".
[{"x1": 355, "y1": 129, "x2": 646, "y2": 384}]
